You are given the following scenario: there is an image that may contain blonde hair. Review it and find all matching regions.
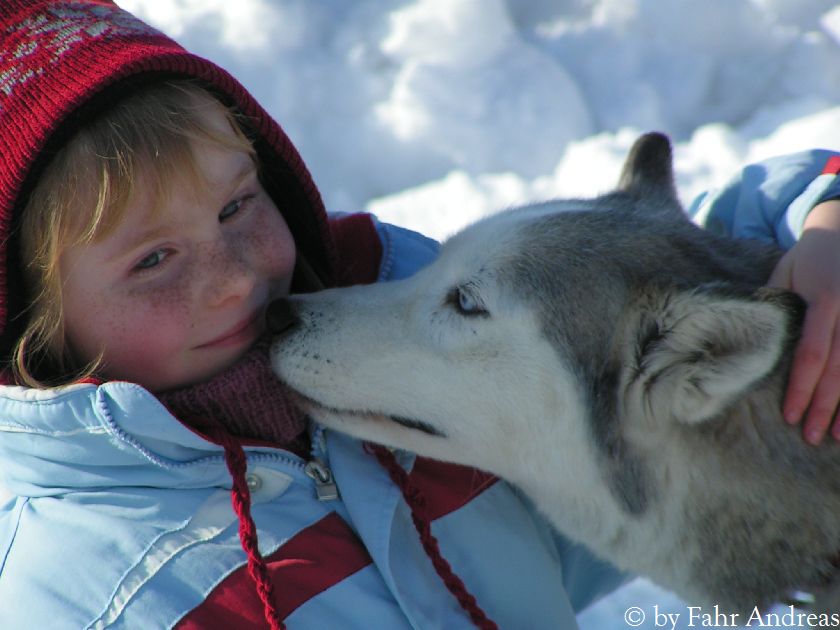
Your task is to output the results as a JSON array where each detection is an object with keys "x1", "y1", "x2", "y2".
[{"x1": 14, "y1": 80, "x2": 257, "y2": 387}]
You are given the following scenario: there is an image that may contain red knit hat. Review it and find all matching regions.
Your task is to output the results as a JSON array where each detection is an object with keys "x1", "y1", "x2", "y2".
[{"x1": 0, "y1": 0, "x2": 337, "y2": 366}]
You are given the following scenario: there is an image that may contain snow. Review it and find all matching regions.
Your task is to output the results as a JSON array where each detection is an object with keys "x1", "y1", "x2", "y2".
[
  {"x1": 5, "y1": 1, "x2": 840, "y2": 627},
  {"x1": 116, "y1": 0, "x2": 840, "y2": 244}
]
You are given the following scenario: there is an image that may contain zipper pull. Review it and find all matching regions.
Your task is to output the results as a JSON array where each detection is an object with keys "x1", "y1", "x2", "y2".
[{"x1": 304, "y1": 459, "x2": 339, "y2": 501}]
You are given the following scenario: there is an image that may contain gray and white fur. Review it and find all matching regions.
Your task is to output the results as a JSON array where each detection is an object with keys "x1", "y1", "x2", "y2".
[{"x1": 270, "y1": 133, "x2": 840, "y2": 615}]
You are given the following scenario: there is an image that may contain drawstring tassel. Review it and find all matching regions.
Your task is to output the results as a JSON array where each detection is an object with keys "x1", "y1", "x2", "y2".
[
  {"x1": 215, "y1": 430, "x2": 285, "y2": 630},
  {"x1": 368, "y1": 444, "x2": 499, "y2": 630}
]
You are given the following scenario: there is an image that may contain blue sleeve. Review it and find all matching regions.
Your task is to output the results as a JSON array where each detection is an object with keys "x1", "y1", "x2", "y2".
[
  {"x1": 371, "y1": 218, "x2": 440, "y2": 281},
  {"x1": 555, "y1": 534, "x2": 632, "y2": 612},
  {"x1": 688, "y1": 150, "x2": 840, "y2": 250}
]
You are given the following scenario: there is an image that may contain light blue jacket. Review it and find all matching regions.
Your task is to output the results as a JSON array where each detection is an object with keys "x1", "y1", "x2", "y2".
[{"x1": 0, "y1": 219, "x2": 624, "y2": 629}]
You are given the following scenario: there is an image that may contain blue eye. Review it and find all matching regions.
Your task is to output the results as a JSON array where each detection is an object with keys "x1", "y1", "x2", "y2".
[
  {"x1": 459, "y1": 289, "x2": 479, "y2": 313},
  {"x1": 447, "y1": 285, "x2": 489, "y2": 317},
  {"x1": 220, "y1": 194, "x2": 255, "y2": 222},
  {"x1": 219, "y1": 200, "x2": 241, "y2": 221},
  {"x1": 134, "y1": 249, "x2": 168, "y2": 271}
]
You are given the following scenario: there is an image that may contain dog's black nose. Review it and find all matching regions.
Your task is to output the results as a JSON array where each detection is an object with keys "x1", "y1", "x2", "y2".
[{"x1": 266, "y1": 298, "x2": 299, "y2": 335}]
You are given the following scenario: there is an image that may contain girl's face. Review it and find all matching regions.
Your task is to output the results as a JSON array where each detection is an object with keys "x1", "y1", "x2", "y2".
[{"x1": 60, "y1": 107, "x2": 296, "y2": 392}]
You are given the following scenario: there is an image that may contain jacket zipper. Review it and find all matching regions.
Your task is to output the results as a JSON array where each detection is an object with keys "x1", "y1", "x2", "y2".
[
  {"x1": 303, "y1": 424, "x2": 339, "y2": 501},
  {"x1": 304, "y1": 459, "x2": 339, "y2": 501},
  {"x1": 246, "y1": 425, "x2": 339, "y2": 502}
]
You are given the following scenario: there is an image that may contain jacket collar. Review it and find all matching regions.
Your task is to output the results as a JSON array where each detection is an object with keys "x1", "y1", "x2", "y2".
[{"x1": 0, "y1": 381, "x2": 248, "y2": 496}]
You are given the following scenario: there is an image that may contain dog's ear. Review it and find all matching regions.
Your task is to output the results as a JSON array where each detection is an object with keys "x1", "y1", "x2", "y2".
[
  {"x1": 617, "y1": 132, "x2": 679, "y2": 205},
  {"x1": 632, "y1": 286, "x2": 804, "y2": 425}
]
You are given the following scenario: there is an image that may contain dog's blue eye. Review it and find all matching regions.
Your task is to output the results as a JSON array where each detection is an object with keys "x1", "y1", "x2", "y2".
[
  {"x1": 459, "y1": 290, "x2": 478, "y2": 312},
  {"x1": 448, "y1": 286, "x2": 488, "y2": 317}
]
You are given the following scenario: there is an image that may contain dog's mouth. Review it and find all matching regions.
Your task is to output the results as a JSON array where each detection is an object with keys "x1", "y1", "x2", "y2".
[
  {"x1": 387, "y1": 415, "x2": 444, "y2": 436},
  {"x1": 287, "y1": 389, "x2": 446, "y2": 438}
]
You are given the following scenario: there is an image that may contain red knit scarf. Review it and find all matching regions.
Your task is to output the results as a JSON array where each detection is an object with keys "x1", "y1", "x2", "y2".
[{"x1": 158, "y1": 336, "x2": 309, "y2": 455}]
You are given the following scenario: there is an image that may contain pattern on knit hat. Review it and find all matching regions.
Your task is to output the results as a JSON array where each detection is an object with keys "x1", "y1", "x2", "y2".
[{"x1": 0, "y1": 3, "x2": 162, "y2": 104}]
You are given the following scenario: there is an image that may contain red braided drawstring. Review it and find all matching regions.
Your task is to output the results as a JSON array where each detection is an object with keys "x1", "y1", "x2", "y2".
[
  {"x1": 213, "y1": 430, "x2": 496, "y2": 629},
  {"x1": 215, "y1": 431, "x2": 285, "y2": 630},
  {"x1": 368, "y1": 444, "x2": 499, "y2": 630}
]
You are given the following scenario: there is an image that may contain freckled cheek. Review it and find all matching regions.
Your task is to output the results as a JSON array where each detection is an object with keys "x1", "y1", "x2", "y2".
[
  {"x1": 93, "y1": 293, "x2": 195, "y2": 365},
  {"x1": 252, "y1": 211, "x2": 297, "y2": 292}
]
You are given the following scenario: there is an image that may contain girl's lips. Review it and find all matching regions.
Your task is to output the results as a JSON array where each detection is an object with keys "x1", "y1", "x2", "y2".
[{"x1": 197, "y1": 310, "x2": 262, "y2": 349}]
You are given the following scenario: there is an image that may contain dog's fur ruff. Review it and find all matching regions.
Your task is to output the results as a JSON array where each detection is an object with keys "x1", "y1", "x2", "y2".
[{"x1": 270, "y1": 133, "x2": 840, "y2": 614}]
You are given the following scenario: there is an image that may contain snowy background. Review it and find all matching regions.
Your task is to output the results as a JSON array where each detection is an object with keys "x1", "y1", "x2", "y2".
[
  {"x1": 13, "y1": 0, "x2": 840, "y2": 627},
  {"x1": 115, "y1": 0, "x2": 840, "y2": 246}
]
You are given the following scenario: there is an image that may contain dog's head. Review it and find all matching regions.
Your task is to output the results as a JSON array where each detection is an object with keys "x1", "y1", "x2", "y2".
[{"x1": 270, "y1": 133, "x2": 803, "y2": 488}]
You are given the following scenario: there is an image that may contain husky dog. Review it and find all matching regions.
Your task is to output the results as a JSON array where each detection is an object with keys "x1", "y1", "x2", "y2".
[{"x1": 270, "y1": 133, "x2": 840, "y2": 614}]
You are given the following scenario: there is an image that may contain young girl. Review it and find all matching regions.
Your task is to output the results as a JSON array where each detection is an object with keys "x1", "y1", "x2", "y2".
[{"x1": 1, "y1": 2, "x2": 839, "y2": 629}]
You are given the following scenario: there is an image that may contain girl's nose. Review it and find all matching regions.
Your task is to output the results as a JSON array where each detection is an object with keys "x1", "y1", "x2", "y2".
[{"x1": 204, "y1": 241, "x2": 257, "y2": 308}]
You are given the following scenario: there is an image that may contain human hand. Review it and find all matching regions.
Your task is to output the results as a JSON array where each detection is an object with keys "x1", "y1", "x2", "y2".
[{"x1": 768, "y1": 199, "x2": 840, "y2": 444}]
